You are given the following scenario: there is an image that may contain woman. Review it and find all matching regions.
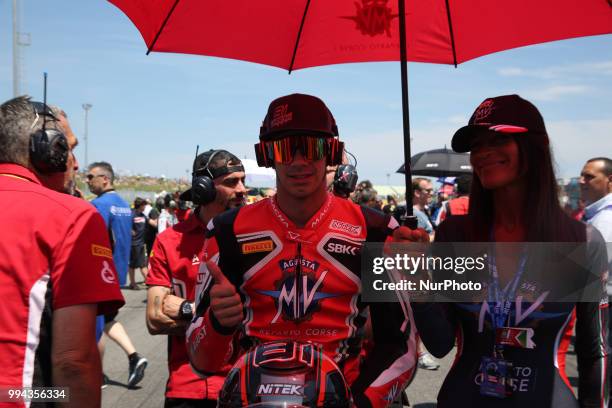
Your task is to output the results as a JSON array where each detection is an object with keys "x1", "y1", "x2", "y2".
[{"x1": 403, "y1": 95, "x2": 608, "y2": 407}]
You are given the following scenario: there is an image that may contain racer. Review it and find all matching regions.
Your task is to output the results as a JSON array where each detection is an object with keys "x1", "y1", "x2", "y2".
[{"x1": 187, "y1": 93, "x2": 417, "y2": 408}]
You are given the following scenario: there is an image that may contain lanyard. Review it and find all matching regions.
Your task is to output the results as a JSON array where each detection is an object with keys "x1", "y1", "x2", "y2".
[{"x1": 488, "y1": 247, "x2": 527, "y2": 332}]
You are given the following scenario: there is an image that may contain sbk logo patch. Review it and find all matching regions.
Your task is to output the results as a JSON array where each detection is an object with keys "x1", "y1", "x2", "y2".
[
  {"x1": 324, "y1": 238, "x2": 361, "y2": 257},
  {"x1": 321, "y1": 236, "x2": 363, "y2": 275},
  {"x1": 326, "y1": 242, "x2": 359, "y2": 255}
]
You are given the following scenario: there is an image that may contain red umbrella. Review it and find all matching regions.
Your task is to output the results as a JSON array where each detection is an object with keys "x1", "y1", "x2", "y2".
[{"x1": 109, "y1": 0, "x2": 612, "y2": 223}]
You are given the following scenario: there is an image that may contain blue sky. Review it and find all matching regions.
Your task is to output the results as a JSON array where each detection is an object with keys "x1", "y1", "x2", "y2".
[{"x1": 0, "y1": 1, "x2": 610, "y2": 186}]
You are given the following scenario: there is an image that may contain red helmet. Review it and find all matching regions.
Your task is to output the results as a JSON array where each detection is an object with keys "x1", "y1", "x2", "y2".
[{"x1": 218, "y1": 341, "x2": 352, "y2": 408}]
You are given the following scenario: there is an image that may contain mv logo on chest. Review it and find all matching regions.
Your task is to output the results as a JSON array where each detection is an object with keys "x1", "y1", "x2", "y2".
[{"x1": 258, "y1": 258, "x2": 340, "y2": 324}]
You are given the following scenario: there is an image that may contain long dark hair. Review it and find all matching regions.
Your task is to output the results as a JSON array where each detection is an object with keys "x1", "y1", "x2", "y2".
[{"x1": 468, "y1": 132, "x2": 581, "y2": 242}]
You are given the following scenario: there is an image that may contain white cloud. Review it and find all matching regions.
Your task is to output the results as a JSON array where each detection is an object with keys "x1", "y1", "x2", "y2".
[
  {"x1": 497, "y1": 61, "x2": 612, "y2": 79},
  {"x1": 547, "y1": 118, "x2": 612, "y2": 178},
  {"x1": 446, "y1": 115, "x2": 468, "y2": 125},
  {"x1": 498, "y1": 67, "x2": 525, "y2": 77},
  {"x1": 523, "y1": 85, "x2": 590, "y2": 102},
  {"x1": 425, "y1": 115, "x2": 467, "y2": 126}
]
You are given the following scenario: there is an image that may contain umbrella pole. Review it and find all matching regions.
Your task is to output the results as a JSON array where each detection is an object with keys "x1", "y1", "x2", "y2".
[{"x1": 398, "y1": 0, "x2": 417, "y2": 229}]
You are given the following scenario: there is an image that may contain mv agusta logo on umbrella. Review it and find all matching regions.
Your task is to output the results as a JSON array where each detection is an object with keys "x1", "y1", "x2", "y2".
[
  {"x1": 342, "y1": 0, "x2": 398, "y2": 37},
  {"x1": 257, "y1": 259, "x2": 339, "y2": 324}
]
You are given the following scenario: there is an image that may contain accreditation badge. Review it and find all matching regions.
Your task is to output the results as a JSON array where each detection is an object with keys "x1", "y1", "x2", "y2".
[
  {"x1": 495, "y1": 327, "x2": 535, "y2": 349},
  {"x1": 480, "y1": 356, "x2": 513, "y2": 398}
]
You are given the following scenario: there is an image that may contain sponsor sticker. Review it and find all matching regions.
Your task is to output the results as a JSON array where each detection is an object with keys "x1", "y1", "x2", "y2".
[
  {"x1": 257, "y1": 384, "x2": 304, "y2": 396},
  {"x1": 100, "y1": 260, "x2": 116, "y2": 284},
  {"x1": 91, "y1": 244, "x2": 113, "y2": 259},
  {"x1": 242, "y1": 240, "x2": 274, "y2": 254},
  {"x1": 191, "y1": 254, "x2": 200, "y2": 264},
  {"x1": 329, "y1": 219, "x2": 362, "y2": 236}
]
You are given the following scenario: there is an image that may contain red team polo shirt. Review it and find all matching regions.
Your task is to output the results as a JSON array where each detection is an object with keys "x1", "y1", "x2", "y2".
[
  {"x1": 0, "y1": 163, "x2": 124, "y2": 405},
  {"x1": 147, "y1": 210, "x2": 226, "y2": 400}
]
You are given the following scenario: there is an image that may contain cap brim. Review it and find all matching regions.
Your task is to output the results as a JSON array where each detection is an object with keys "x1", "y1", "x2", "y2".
[
  {"x1": 451, "y1": 125, "x2": 489, "y2": 153},
  {"x1": 451, "y1": 124, "x2": 530, "y2": 152},
  {"x1": 179, "y1": 189, "x2": 192, "y2": 201}
]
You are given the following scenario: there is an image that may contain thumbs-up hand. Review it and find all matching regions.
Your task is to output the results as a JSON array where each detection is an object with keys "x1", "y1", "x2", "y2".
[{"x1": 207, "y1": 261, "x2": 244, "y2": 329}]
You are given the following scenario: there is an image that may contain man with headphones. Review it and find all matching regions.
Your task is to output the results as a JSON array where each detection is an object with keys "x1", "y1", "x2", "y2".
[
  {"x1": 146, "y1": 149, "x2": 246, "y2": 408},
  {"x1": 187, "y1": 93, "x2": 417, "y2": 408},
  {"x1": 29, "y1": 103, "x2": 80, "y2": 195},
  {"x1": 0, "y1": 96, "x2": 124, "y2": 405}
]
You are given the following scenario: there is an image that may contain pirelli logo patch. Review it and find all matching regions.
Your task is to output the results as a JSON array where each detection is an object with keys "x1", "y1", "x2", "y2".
[
  {"x1": 92, "y1": 244, "x2": 113, "y2": 259},
  {"x1": 242, "y1": 240, "x2": 274, "y2": 254}
]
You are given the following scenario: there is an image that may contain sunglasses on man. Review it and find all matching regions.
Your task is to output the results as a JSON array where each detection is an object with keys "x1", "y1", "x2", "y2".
[{"x1": 255, "y1": 134, "x2": 343, "y2": 167}]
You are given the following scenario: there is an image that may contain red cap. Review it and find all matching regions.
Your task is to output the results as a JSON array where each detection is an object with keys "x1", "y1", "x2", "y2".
[{"x1": 259, "y1": 93, "x2": 338, "y2": 140}]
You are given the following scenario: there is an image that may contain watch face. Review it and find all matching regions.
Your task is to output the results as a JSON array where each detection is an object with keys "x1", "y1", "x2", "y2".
[{"x1": 182, "y1": 302, "x2": 193, "y2": 318}]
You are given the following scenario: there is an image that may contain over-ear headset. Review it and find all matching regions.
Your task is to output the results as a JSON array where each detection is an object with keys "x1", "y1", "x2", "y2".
[
  {"x1": 333, "y1": 150, "x2": 358, "y2": 198},
  {"x1": 190, "y1": 149, "x2": 245, "y2": 206},
  {"x1": 29, "y1": 101, "x2": 69, "y2": 174},
  {"x1": 191, "y1": 150, "x2": 222, "y2": 206}
]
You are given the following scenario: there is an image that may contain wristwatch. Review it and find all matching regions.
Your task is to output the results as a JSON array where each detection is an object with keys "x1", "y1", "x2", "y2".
[{"x1": 179, "y1": 300, "x2": 194, "y2": 321}]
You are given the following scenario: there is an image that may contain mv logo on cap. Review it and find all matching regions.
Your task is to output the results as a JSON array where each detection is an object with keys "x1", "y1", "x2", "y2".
[
  {"x1": 271, "y1": 104, "x2": 293, "y2": 128},
  {"x1": 473, "y1": 99, "x2": 494, "y2": 123}
]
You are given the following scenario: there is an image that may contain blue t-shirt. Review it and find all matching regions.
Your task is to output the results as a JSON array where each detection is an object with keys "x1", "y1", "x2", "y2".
[
  {"x1": 91, "y1": 191, "x2": 132, "y2": 286},
  {"x1": 413, "y1": 206, "x2": 434, "y2": 234}
]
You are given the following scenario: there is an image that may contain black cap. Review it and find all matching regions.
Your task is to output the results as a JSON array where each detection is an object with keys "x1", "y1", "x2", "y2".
[
  {"x1": 259, "y1": 93, "x2": 338, "y2": 140},
  {"x1": 452, "y1": 94, "x2": 547, "y2": 153},
  {"x1": 179, "y1": 149, "x2": 244, "y2": 201}
]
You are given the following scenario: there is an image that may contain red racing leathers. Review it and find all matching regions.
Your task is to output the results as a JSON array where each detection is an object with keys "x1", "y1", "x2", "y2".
[{"x1": 187, "y1": 194, "x2": 417, "y2": 408}]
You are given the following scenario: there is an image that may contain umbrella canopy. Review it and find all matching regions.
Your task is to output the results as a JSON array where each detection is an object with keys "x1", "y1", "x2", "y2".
[
  {"x1": 109, "y1": 0, "x2": 611, "y2": 69},
  {"x1": 109, "y1": 0, "x2": 611, "y2": 223},
  {"x1": 397, "y1": 148, "x2": 472, "y2": 177}
]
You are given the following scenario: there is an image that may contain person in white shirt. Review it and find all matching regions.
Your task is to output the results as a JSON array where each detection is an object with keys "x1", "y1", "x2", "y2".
[{"x1": 158, "y1": 195, "x2": 178, "y2": 233}]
